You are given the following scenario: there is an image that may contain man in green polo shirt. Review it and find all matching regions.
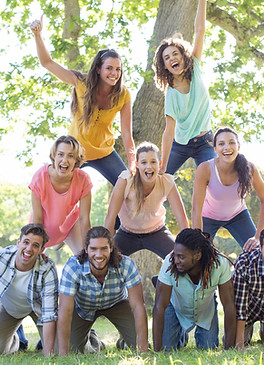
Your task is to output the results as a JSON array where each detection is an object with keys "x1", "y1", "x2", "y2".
[{"x1": 153, "y1": 228, "x2": 236, "y2": 351}]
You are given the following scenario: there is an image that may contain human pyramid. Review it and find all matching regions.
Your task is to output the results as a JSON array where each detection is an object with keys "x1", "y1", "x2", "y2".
[{"x1": 1, "y1": 0, "x2": 264, "y2": 357}]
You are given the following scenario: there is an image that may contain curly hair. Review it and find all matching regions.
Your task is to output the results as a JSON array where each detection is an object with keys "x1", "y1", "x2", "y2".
[
  {"x1": 71, "y1": 49, "x2": 124, "y2": 130},
  {"x1": 20, "y1": 223, "x2": 49, "y2": 248},
  {"x1": 214, "y1": 127, "x2": 253, "y2": 199},
  {"x1": 132, "y1": 141, "x2": 160, "y2": 216},
  {"x1": 166, "y1": 228, "x2": 231, "y2": 293},
  {"x1": 49, "y1": 135, "x2": 84, "y2": 169},
  {"x1": 153, "y1": 33, "x2": 194, "y2": 91},
  {"x1": 78, "y1": 226, "x2": 123, "y2": 267}
]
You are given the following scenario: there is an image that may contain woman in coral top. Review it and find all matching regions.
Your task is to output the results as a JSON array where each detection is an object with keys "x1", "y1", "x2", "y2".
[
  {"x1": 29, "y1": 135, "x2": 92, "y2": 254},
  {"x1": 30, "y1": 16, "x2": 135, "y2": 189},
  {"x1": 105, "y1": 142, "x2": 189, "y2": 259}
]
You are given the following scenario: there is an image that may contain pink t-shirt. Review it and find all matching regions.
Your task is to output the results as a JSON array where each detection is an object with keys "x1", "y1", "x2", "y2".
[
  {"x1": 118, "y1": 170, "x2": 175, "y2": 234},
  {"x1": 202, "y1": 159, "x2": 247, "y2": 221},
  {"x1": 29, "y1": 165, "x2": 93, "y2": 247}
]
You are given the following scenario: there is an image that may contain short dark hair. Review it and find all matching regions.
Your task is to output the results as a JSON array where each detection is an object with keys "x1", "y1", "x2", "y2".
[
  {"x1": 20, "y1": 223, "x2": 49, "y2": 248},
  {"x1": 78, "y1": 226, "x2": 123, "y2": 267}
]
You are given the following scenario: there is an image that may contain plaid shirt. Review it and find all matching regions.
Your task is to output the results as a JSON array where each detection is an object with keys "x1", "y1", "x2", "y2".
[
  {"x1": 59, "y1": 255, "x2": 141, "y2": 321},
  {"x1": 0, "y1": 245, "x2": 58, "y2": 323},
  {"x1": 232, "y1": 248, "x2": 264, "y2": 325}
]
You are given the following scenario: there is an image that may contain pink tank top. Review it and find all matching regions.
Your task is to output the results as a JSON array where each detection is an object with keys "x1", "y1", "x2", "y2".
[{"x1": 202, "y1": 159, "x2": 247, "y2": 221}]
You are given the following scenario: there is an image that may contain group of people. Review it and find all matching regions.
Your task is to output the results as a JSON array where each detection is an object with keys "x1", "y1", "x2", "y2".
[{"x1": 1, "y1": 0, "x2": 264, "y2": 357}]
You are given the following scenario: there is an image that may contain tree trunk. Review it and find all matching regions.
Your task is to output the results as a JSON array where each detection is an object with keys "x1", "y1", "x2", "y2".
[{"x1": 126, "y1": 0, "x2": 198, "y2": 308}]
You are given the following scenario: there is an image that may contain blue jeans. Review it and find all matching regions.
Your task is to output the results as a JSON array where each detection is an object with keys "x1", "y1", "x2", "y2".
[
  {"x1": 203, "y1": 209, "x2": 256, "y2": 249},
  {"x1": 162, "y1": 301, "x2": 219, "y2": 350},
  {"x1": 166, "y1": 131, "x2": 217, "y2": 174},
  {"x1": 114, "y1": 226, "x2": 174, "y2": 259},
  {"x1": 81, "y1": 150, "x2": 126, "y2": 186},
  {"x1": 82, "y1": 150, "x2": 126, "y2": 229}
]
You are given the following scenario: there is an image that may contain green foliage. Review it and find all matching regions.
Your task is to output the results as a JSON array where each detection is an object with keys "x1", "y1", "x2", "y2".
[
  {"x1": 90, "y1": 182, "x2": 109, "y2": 227},
  {"x1": 0, "y1": 183, "x2": 31, "y2": 246}
]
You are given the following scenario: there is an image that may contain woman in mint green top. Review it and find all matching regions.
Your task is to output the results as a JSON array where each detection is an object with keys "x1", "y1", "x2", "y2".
[{"x1": 153, "y1": 0, "x2": 216, "y2": 174}]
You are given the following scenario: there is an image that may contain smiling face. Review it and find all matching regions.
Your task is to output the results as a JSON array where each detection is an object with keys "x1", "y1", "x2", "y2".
[
  {"x1": 162, "y1": 45, "x2": 184, "y2": 77},
  {"x1": 15, "y1": 233, "x2": 44, "y2": 271},
  {"x1": 87, "y1": 237, "x2": 112, "y2": 278},
  {"x1": 53, "y1": 142, "x2": 77, "y2": 177},
  {"x1": 136, "y1": 150, "x2": 160, "y2": 184},
  {"x1": 173, "y1": 243, "x2": 201, "y2": 277},
  {"x1": 214, "y1": 131, "x2": 240, "y2": 162},
  {"x1": 97, "y1": 57, "x2": 122, "y2": 87}
]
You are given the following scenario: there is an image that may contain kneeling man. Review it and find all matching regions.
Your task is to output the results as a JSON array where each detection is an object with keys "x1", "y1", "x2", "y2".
[
  {"x1": 153, "y1": 228, "x2": 236, "y2": 351},
  {"x1": 0, "y1": 223, "x2": 58, "y2": 356},
  {"x1": 58, "y1": 226, "x2": 148, "y2": 354}
]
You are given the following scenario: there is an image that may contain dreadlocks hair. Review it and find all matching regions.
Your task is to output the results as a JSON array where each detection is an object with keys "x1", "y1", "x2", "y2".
[
  {"x1": 153, "y1": 33, "x2": 194, "y2": 91},
  {"x1": 70, "y1": 49, "x2": 124, "y2": 130},
  {"x1": 132, "y1": 141, "x2": 160, "y2": 216},
  {"x1": 78, "y1": 226, "x2": 123, "y2": 267},
  {"x1": 166, "y1": 228, "x2": 232, "y2": 293},
  {"x1": 214, "y1": 127, "x2": 253, "y2": 199}
]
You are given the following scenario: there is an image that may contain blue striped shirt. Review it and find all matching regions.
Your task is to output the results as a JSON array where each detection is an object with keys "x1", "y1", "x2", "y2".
[
  {"x1": 59, "y1": 255, "x2": 141, "y2": 321},
  {"x1": 0, "y1": 245, "x2": 58, "y2": 323}
]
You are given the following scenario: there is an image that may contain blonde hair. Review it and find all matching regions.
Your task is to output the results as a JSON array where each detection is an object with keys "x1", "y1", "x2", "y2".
[
  {"x1": 133, "y1": 141, "x2": 160, "y2": 216},
  {"x1": 49, "y1": 135, "x2": 84, "y2": 169}
]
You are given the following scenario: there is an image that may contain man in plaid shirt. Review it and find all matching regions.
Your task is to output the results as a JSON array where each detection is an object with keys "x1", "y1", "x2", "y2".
[
  {"x1": 57, "y1": 226, "x2": 148, "y2": 354},
  {"x1": 233, "y1": 229, "x2": 264, "y2": 349},
  {"x1": 0, "y1": 223, "x2": 58, "y2": 356}
]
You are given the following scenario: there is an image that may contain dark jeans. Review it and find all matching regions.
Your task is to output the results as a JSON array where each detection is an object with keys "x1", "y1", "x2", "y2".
[
  {"x1": 114, "y1": 226, "x2": 174, "y2": 259},
  {"x1": 166, "y1": 130, "x2": 217, "y2": 174}
]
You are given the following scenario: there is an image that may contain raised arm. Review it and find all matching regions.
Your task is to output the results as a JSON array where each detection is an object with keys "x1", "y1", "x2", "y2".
[
  {"x1": 104, "y1": 177, "x2": 127, "y2": 236},
  {"x1": 160, "y1": 115, "x2": 176, "y2": 174},
  {"x1": 218, "y1": 279, "x2": 236, "y2": 349},
  {"x1": 127, "y1": 282, "x2": 149, "y2": 352},
  {"x1": 79, "y1": 192, "x2": 92, "y2": 248},
  {"x1": 243, "y1": 164, "x2": 264, "y2": 251},
  {"x1": 167, "y1": 184, "x2": 189, "y2": 231},
  {"x1": 120, "y1": 100, "x2": 136, "y2": 172},
  {"x1": 152, "y1": 280, "x2": 172, "y2": 351},
  {"x1": 191, "y1": 0, "x2": 207, "y2": 62},
  {"x1": 57, "y1": 293, "x2": 75, "y2": 355},
  {"x1": 30, "y1": 15, "x2": 77, "y2": 86},
  {"x1": 192, "y1": 161, "x2": 210, "y2": 229}
]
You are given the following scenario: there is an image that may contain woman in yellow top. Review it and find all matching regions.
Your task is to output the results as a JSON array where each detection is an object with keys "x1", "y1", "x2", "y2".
[{"x1": 30, "y1": 16, "x2": 136, "y2": 189}]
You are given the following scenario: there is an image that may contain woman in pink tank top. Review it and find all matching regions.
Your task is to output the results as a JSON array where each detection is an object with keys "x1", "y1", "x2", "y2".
[
  {"x1": 192, "y1": 127, "x2": 264, "y2": 251},
  {"x1": 104, "y1": 142, "x2": 189, "y2": 259}
]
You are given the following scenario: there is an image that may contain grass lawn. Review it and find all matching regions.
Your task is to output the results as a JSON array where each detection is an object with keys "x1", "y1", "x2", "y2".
[{"x1": 0, "y1": 310, "x2": 264, "y2": 364}]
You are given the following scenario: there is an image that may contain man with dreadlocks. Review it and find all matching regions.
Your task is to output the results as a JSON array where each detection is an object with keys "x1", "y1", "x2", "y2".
[{"x1": 153, "y1": 228, "x2": 236, "y2": 351}]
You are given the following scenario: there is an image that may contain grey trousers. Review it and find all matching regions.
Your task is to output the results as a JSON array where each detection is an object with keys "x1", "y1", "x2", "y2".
[
  {"x1": 70, "y1": 299, "x2": 136, "y2": 353},
  {"x1": 0, "y1": 301, "x2": 43, "y2": 355}
]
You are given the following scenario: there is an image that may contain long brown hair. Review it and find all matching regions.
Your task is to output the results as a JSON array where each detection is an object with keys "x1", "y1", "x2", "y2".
[
  {"x1": 214, "y1": 127, "x2": 253, "y2": 199},
  {"x1": 71, "y1": 49, "x2": 124, "y2": 130},
  {"x1": 153, "y1": 33, "x2": 194, "y2": 91},
  {"x1": 78, "y1": 226, "x2": 123, "y2": 267},
  {"x1": 132, "y1": 142, "x2": 160, "y2": 216}
]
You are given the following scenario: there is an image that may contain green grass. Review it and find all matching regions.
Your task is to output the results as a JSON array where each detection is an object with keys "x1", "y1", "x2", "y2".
[{"x1": 1, "y1": 312, "x2": 264, "y2": 364}]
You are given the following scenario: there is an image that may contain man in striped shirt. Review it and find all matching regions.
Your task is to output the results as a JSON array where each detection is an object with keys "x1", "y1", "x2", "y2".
[
  {"x1": 233, "y1": 229, "x2": 264, "y2": 349},
  {"x1": 57, "y1": 226, "x2": 148, "y2": 354}
]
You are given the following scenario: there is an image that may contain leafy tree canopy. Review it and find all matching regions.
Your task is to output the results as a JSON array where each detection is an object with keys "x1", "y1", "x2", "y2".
[{"x1": 0, "y1": 0, "x2": 263, "y2": 163}]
